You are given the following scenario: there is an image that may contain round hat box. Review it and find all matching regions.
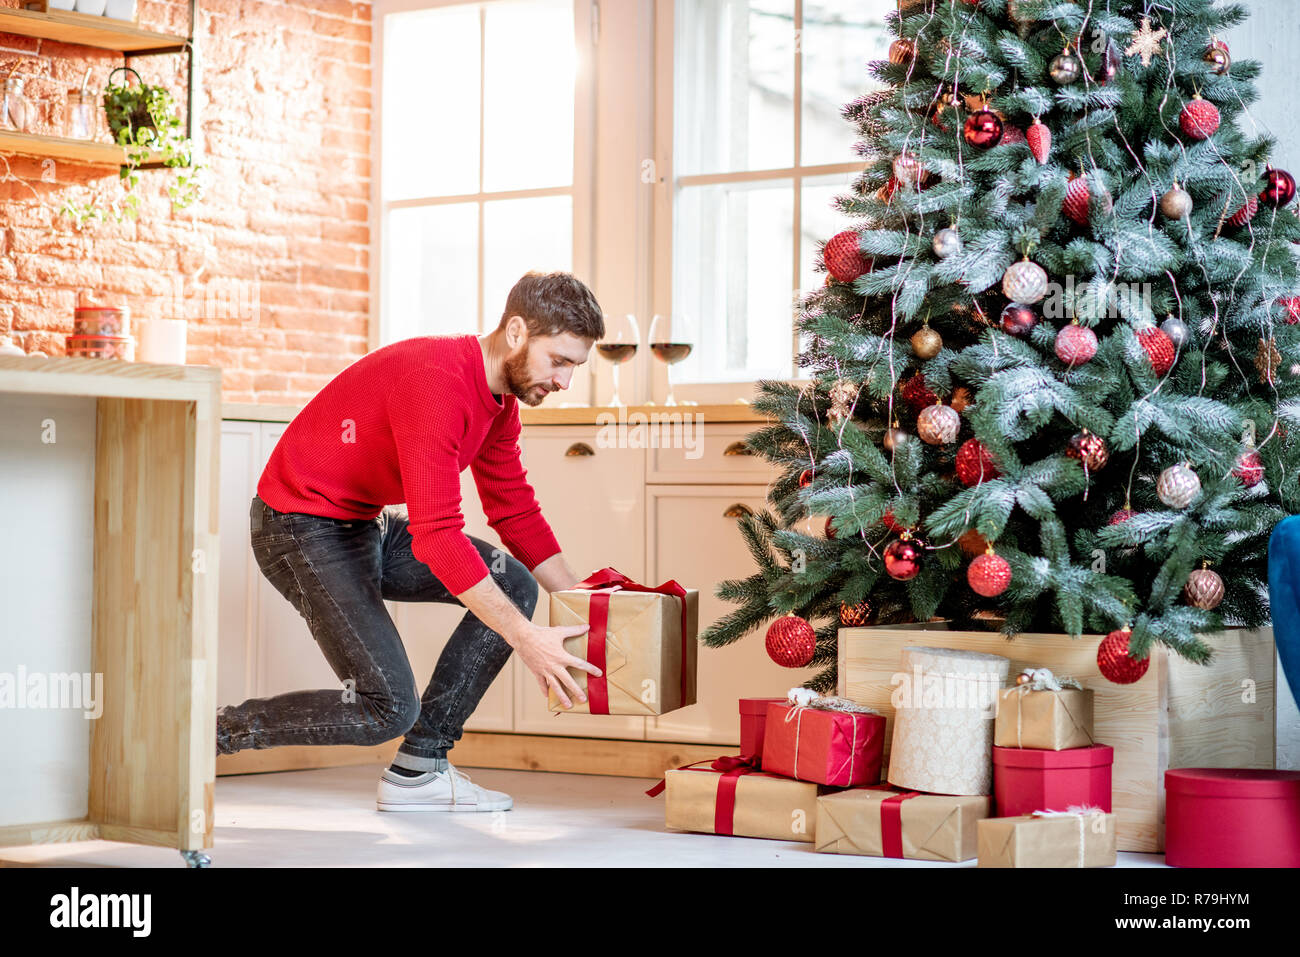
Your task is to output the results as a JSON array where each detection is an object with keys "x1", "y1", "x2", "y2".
[{"x1": 1165, "y1": 768, "x2": 1300, "y2": 867}]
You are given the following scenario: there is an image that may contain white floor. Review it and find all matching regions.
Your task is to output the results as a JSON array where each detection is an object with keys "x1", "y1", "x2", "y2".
[{"x1": 0, "y1": 764, "x2": 1168, "y2": 868}]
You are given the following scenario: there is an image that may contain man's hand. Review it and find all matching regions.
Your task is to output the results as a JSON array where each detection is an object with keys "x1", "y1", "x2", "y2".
[{"x1": 508, "y1": 621, "x2": 602, "y2": 710}]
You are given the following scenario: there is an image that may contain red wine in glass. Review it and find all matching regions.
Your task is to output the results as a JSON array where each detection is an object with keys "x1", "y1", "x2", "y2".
[
  {"x1": 596, "y1": 343, "x2": 638, "y2": 364},
  {"x1": 596, "y1": 314, "x2": 640, "y2": 406},
  {"x1": 649, "y1": 342, "x2": 693, "y2": 364}
]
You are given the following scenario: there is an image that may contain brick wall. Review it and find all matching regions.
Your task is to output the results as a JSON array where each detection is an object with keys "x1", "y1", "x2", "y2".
[{"x1": 0, "y1": 0, "x2": 371, "y2": 403}]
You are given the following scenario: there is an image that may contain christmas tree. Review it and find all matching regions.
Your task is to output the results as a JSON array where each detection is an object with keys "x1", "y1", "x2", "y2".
[{"x1": 702, "y1": 0, "x2": 1300, "y2": 690}]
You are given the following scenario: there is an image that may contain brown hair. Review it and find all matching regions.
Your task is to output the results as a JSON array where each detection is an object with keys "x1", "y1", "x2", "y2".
[{"x1": 499, "y1": 271, "x2": 605, "y2": 340}]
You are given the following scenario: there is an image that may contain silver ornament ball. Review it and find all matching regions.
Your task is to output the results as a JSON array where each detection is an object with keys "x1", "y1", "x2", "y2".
[
  {"x1": 1158, "y1": 463, "x2": 1202, "y2": 509},
  {"x1": 1049, "y1": 52, "x2": 1083, "y2": 85},
  {"x1": 1160, "y1": 315, "x2": 1190, "y2": 350},
  {"x1": 917, "y1": 403, "x2": 961, "y2": 445},
  {"x1": 932, "y1": 227, "x2": 963, "y2": 258},
  {"x1": 1002, "y1": 259, "x2": 1049, "y2": 305},
  {"x1": 1161, "y1": 185, "x2": 1193, "y2": 219}
]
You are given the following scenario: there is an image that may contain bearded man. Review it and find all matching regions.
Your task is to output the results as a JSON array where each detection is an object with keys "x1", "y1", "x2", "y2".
[{"x1": 217, "y1": 271, "x2": 605, "y2": 812}]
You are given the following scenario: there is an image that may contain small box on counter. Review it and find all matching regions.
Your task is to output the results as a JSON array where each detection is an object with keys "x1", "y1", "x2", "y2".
[
  {"x1": 994, "y1": 679, "x2": 1094, "y2": 751},
  {"x1": 739, "y1": 697, "x2": 787, "y2": 767},
  {"x1": 815, "y1": 787, "x2": 990, "y2": 862},
  {"x1": 761, "y1": 697, "x2": 885, "y2": 787},
  {"x1": 663, "y1": 763, "x2": 827, "y2": 842},
  {"x1": 977, "y1": 810, "x2": 1117, "y2": 868},
  {"x1": 993, "y1": 744, "x2": 1113, "y2": 817},
  {"x1": 548, "y1": 569, "x2": 698, "y2": 716}
]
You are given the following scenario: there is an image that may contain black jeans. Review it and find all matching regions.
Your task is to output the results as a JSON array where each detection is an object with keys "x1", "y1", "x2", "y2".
[{"x1": 216, "y1": 495, "x2": 537, "y2": 771}]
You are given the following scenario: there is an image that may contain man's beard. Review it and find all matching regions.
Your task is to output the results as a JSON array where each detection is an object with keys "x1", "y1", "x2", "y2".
[{"x1": 503, "y1": 348, "x2": 550, "y2": 407}]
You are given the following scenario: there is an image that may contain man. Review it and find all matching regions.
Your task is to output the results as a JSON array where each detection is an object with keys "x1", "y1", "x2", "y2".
[{"x1": 217, "y1": 271, "x2": 605, "y2": 812}]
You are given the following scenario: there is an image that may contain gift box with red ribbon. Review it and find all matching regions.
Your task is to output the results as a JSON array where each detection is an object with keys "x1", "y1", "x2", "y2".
[
  {"x1": 739, "y1": 697, "x2": 786, "y2": 767},
  {"x1": 993, "y1": 744, "x2": 1113, "y2": 817},
  {"x1": 547, "y1": 568, "x2": 699, "y2": 715},
  {"x1": 760, "y1": 697, "x2": 885, "y2": 787},
  {"x1": 656, "y1": 756, "x2": 827, "y2": 842},
  {"x1": 815, "y1": 786, "x2": 990, "y2": 861}
]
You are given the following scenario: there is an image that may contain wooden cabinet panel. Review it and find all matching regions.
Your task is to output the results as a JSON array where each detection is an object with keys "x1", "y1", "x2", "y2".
[
  {"x1": 646, "y1": 424, "x2": 777, "y2": 485},
  {"x1": 645, "y1": 485, "x2": 818, "y2": 745},
  {"x1": 216, "y1": 421, "x2": 258, "y2": 707},
  {"x1": 511, "y1": 428, "x2": 646, "y2": 739}
]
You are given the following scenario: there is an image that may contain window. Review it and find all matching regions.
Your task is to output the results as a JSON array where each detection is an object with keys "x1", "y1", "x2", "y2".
[
  {"x1": 375, "y1": 0, "x2": 585, "y2": 345},
  {"x1": 660, "y1": 1, "x2": 889, "y2": 389}
]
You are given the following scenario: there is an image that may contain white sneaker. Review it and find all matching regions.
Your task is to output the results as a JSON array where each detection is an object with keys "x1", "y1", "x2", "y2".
[{"x1": 376, "y1": 763, "x2": 513, "y2": 813}]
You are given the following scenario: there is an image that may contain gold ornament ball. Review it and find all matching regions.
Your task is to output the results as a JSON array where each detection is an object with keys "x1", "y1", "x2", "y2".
[
  {"x1": 1158, "y1": 463, "x2": 1202, "y2": 509},
  {"x1": 1183, "y1": 568, "x2": 1226, "y2": 610},
  {"x1": 1161, "y1": 185, "x2": 1193, "y2": 219},
  {"x1": 883, "y1": 426, "x2": 912, "y2": 452},
  {"x1": 1016, "y1": 671, "x2": 1033, "y2": 686},
  {"x1": 911, "y1": 326, "x2": 943, "y2": 359},
  {"x1": 917, "y1": 403, "x2": 961, "y2": 445},
  {"x1": 888, "y1": 37, "x2": 916, "y2": 65}
]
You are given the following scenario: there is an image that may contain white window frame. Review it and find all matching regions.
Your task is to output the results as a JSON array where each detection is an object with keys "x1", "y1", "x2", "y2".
[
  {"x1": 370, "y1": 0, "x2": 599, "y2": 403},
  {"x1": 651, "y1": 0, "x2": 863, "y2": 404}
]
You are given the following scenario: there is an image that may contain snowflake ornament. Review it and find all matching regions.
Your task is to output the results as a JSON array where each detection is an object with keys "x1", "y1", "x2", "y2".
[{"x1": 1125, "y1": 16, "x2": 1168, "y2": 67}]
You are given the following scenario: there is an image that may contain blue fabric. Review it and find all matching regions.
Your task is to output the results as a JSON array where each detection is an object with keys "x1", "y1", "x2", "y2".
[{"x1": 1267, "y1": 515, "x2": 1300, "y2": 710}]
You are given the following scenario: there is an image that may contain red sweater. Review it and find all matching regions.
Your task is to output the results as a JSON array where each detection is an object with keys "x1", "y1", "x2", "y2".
[{"x1": 257, "y1": 334, "x2": 561, "y2": 595}]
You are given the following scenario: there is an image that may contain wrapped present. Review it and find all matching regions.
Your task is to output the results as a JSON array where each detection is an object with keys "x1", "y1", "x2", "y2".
[
  {"x1": 994, "y1": 669, "x2": 1094, "y2": 750},
  {"x1": 815, "y1": 786, "x2": 990, "y2": 862},
  {"x1": 739, "y1": 697, "x2": 787, "y2": 766},
  {"x1": 888, "y1": 646, "x2": 1010, "y2": 795},
  {"x1": 994, "y1": 744, "x2": 1113, "y2": 817},
  {"x1": 977, "y1": 808, "x2": 1117, "y2": 867},
  {"x1": 548, "y1": 568, "x2": 699, "y2": 715},
  {"x1": 658, "y1": 757, "x2": 825, "y2": 842},
  {"x1": 1166, "y1": 768, "x2": 1300, "y2": 867},
  {"x1": 761, "y1": 690, "x2": 885, "y2": 787}
]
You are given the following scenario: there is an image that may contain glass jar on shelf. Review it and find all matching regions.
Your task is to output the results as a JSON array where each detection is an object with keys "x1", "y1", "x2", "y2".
[
  {"x1": 65, "y1": 88, "x2": 96, "y2": 140},
  {"x1": 2, "y1": 77, "x2": 30, "y2": 132}
]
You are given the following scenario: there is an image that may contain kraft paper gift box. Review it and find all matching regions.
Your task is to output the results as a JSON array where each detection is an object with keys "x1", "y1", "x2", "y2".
[
  {"x1": 663, "y1": 761, "x2": 826, "y2": 842},
  {"x1": 887, "y1": 646, "x2": 1011, "y2": 795},
  {"x1": 548, "y1": 569, "x2": 699, "y2": 716},
  {"x1": 977, "y1": 810, "x2": 1118, "y2": 868},
  {"x1": 761, "y1": 700, "x2": 885, "y2": 787},
  {"x1": 994, "y1": 684, "x2": 1095, "y2": 750},
  {"x1": 815, "y1": 787, "x2": 991, "y2": 862}
]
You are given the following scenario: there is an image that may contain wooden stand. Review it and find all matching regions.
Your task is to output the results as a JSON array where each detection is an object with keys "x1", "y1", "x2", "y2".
[{"x1": 0, "y1": 356, "x2": 221, "y2": 866}]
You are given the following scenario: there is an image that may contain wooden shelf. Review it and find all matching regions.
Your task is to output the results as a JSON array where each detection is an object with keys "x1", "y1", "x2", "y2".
[
  {"x1": 0, "y1": 128, "x2": 130, "y2": 166},
  {"x1": 0, "y1": 6, "x2": 187, "y2": 52}
]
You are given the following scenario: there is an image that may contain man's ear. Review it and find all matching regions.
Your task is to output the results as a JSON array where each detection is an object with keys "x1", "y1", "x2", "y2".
[{"x1": 505, "y1": 315, "x2": 529, "y2": 350}]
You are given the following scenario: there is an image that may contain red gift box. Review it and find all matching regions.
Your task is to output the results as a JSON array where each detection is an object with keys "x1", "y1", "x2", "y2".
[
  {"x1": 1166, "y1": 768, "x2": 1300, "y2": 868},
  {"x1": 761, "y1": 701, "x2": 885, "y2": 787},
  {"x1": 739, "y1": 698, "x2": 786, "y2": 767},
  {"x1": 993, "y1": 744, "x2": 1113, "y2": 817}
]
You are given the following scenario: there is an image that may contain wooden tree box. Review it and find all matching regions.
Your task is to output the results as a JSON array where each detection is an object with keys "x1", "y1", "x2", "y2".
[{"x1": 837, "y1": 624, "x2": 1276, "y2": 853}]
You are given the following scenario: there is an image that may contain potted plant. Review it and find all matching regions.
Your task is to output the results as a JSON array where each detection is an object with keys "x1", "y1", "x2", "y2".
[{"x1": 61, "y1": 66, "x2": 203, "y2": 226}]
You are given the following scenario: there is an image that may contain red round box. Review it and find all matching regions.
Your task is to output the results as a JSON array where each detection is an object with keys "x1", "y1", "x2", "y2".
[
  {"x1": 993, "y1": 744, "x2": 1113, "y2": 817},
  {"x1": 739, "y1": 697, "x2": 786, "y2": 767},
  {"x1": 1166, "y1": 768, "x2": 1300, "y2": 868}
]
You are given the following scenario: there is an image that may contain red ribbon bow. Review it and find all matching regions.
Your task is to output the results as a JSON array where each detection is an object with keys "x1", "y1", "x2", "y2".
[{"x1": 571, "y1": 567, "x2": 689, "y2": 715}]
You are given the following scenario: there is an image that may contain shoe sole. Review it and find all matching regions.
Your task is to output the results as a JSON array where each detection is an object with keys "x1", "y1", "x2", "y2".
[{"x1": 376, "y1": 800, "x2": 513, "y2": 813}]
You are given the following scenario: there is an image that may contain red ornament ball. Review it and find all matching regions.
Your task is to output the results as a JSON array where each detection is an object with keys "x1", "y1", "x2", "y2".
[
  {"x1": 1281, "y1": 296, "x2": 1300, "y2": 325},
  {"x1": 1027, "y1": 120, "x2": 1051, "y2": 164},
  {"x1": 1261, "y1": 167, "x2": 1297, "y2": 207},
  {"x1": 1067, "y1": 430, "x2": 1109, "y2": 471},
  {"x1": 824, "y1": 516, "x2": 838, "y2": 540},
  {"x1": 1097, "y1": 628, "x2": 1149, "y2": 684},
  {"x1": 1180, "y1": 97, "x2": 1221, "y2": 140},
  {"x1": 1063, "y1": 176, "x2": 1092, "y2": 225},
  {"x1": 798, "y1": 468, "x2": 815, "y2": 488},
  {"x1": 1001, "y1": 302, "x2": 1037, "y2": 337},
  {"x1": 1227, "y1": 195, "x2": 1259, "y2": 228},
  {"x1": 883, "y1": 538, "x2": 922, "y2": 581},
  {"x1": 765, "y1": 615, "x2": 816, "y2": 668},
  {"x1": 967, "y1": 550, "x2": 1012, "y2": 597},
  {"x1": 1055, "y1": 323, "x2": 1099, "y2": 366},
  {"x1": 1233, "y1": 450, "x2": 1264, "y2": 487},
  {"x1": 1109, "y1": 508, "x2": 1136, "y2": 525},
  {"x1": 955, "y1": 438, "x2": 1000, "y2": 486},
  {"x1": 1138, "y1": 327, "x2": 1176, "y2": 376},
  {"x1": 901, "y1": 373, "x2": 939, "y2": 413},
  {"x1": 888, "y1": 38, "x2": 916, "y2": 66},
  {"x1": 824, "y1": 230, "x2": 872, "y2": 283},
  {"x1": 963, "y1": 110, "x2": 1004, "y2": 149}
]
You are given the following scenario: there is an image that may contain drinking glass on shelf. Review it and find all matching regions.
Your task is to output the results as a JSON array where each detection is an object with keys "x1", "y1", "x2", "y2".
[
  {"x1": 595, "y1": 312, "x2": 639, "y2": 407},
  {"x1": 648, "y1": 313, "x2": 694, "y2": 406}
]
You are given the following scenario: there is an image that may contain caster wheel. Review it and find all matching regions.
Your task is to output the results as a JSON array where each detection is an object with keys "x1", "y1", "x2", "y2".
[{"x1": 181, "y1": 850, "x2": 212, "y2": 868}]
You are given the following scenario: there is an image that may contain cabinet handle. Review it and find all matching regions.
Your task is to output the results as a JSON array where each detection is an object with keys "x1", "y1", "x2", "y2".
[
  {"x1": 723, "y1": 503, "x2": 755, "y2": 519},
  {"x1": 565, "y1": 442, "x2": 596, "y2": 457},
  {"x1": 723, "y1": 441, "x2": 754, "y2": 457}
]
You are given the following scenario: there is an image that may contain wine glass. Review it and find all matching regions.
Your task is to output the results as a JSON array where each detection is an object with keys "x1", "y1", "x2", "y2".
[
  {"x1": 648, "y1": 313, "x2": 694, "y2": 406},
  {"x1": 595, "y1": 313, "x2": 639, "y2": 407}
]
